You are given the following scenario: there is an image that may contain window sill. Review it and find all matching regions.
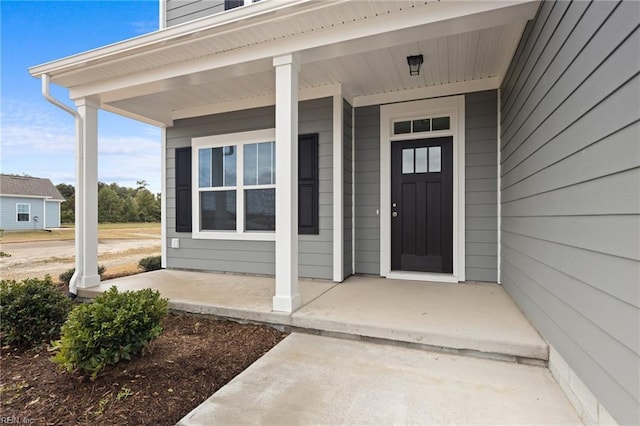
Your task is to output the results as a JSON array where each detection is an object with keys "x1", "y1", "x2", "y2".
[{"x1": 192, "y1": 231, "x2": 275, "y2": 241}]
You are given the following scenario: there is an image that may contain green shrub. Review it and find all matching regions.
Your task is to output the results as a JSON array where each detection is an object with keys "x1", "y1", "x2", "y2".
[
  {"x1": 0, "y1": 276, "x2": 73, "y2": 346},
  {"x1": 51, "y1": 286, "x2": 168, "y2": 379},
  {"x1": 59, "y1": 265, "x2": 106, "y2": 285},
  {"x1": 138, "y1": 255, "x2": 161, "y2": 272}
]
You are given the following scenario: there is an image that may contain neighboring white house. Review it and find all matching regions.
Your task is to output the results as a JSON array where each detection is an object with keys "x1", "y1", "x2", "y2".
[
  {"x1": 28, "y1": 1, "x2": 639, "y2": 424},
  {"x1": 0, "y1": 174, "x2": 65, "y2": 231}
]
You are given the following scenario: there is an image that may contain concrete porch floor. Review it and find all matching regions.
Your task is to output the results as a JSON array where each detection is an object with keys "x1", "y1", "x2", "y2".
[
  {"x1": 78, "y1": 270, "x2": 547, "y2": 362},
  {"x1": 79, "y1": 270, "x2": 583, "y2": 425}
]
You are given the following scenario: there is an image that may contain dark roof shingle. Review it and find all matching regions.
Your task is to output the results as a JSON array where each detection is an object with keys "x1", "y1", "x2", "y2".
[{"x1": 0, "y1": 174, "x2": 65, "y2": 201}]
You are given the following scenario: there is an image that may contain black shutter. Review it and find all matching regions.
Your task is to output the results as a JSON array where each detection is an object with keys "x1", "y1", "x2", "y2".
[
  {"x1": 175, "y1": 147, "x2": 192, "y2": 233},
  {"x1": 298, "y1": 134, "x2": 319, "y2": 235}
]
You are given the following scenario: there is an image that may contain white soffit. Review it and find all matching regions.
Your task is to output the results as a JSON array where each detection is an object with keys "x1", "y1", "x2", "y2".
[{"x1": 29, "y1": 0, "x2": 539, "y2": 124}]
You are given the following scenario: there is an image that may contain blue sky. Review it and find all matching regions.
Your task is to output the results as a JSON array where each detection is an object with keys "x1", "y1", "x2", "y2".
[{"x1": 1, "y1": 0, "x2": 162, "y2": 193}]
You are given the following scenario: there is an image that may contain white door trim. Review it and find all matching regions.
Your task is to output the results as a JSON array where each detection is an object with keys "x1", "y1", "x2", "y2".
[{"x1": 380, "y1": 95, "x2": 466, "y2": 283}]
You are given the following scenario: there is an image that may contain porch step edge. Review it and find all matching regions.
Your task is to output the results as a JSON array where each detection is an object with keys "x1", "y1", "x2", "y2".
[{"x1": 284, "y1": 325, "x2": 548, "y2": 367}]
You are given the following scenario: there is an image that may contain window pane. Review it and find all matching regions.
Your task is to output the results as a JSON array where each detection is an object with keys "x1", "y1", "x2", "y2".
[
  {"x1": 432, "y1": 116, "x2": 450, "y2": 131},
  {"x1": 244, "y1": 143, "x2": 257, "y2": 186},
  {"x1": 402, "y1": 148, "x2": 414, "y2": 174},
  {"x1": 429, "y1": 146, "x2": 441, "y2": 172},
  {"x1": 271, "y1": 141, "x2": 276, "y2": 184},
  {"x1": 199, "y1": 149, "x2": 211, "y2": 187},
  {"x1": 245, "y1": 188, "x2": 275, "y2": 231},
  {"x1": 206, "y1": 146, "x2": 236, "y2": 187},
  {"x1": 224, "y1": 146, "x2": 236, "y2": 186},
  {"x1": 245, "y1": 142, "x2": 275, "y2": 186},
  {"x1": 200, "y1": 191, "x2": 236, "y2": 230},
  {"x1": 415, "y1": 147, "x2": 428, "y2": 173},
  {"x1": 258, "y1": 142, "x2": 274, "y2": 185},
  {"x1": 210, "y1": 147, "x2": 224, "y2": 186},
  {"x1": 17, "y1": 204, "x2": 29, "y2": 222},
  {"x1": 413, "y1": 119, "x2": 430, "y2": 133},
  {"x1": 394, "y1": 121, "x2": 411, "y2": 135}
]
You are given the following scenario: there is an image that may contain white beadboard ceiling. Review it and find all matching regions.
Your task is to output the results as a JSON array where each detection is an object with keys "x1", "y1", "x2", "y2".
[{"x1": 31, "y1": 0, "x2": 539, "y2": 126}]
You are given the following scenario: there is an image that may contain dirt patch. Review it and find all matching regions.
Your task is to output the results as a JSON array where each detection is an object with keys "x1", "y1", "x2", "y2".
[
  {"x1": 0, "y1": 314, "x2": 288, "y2": 425},
  {"x1": 0, "y1": 239, "x2": 160, "y2": 283}
]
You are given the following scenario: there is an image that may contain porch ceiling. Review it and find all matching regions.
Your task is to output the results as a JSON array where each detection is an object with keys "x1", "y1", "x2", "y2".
[{"x1": 30, "y1": 0, "x2": 539, "y2": 126}]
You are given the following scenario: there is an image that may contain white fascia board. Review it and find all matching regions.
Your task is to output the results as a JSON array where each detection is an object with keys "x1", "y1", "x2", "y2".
[
  {"x1": 353, "y1": 78, "x2": 499, "y2": 108},
  {"x1": 66, "y1": 1, "x2": 537, "y2": 100},
  {"x1": 0, "y1": 194, "x2": 48, "y2": 200},
  {"x1": 29, "y1": 0, "x2": 317, "y2": 78}
]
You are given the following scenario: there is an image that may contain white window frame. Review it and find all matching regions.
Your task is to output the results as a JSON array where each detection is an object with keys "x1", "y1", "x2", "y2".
[
  {"x1": 380, "y1": 95, "x2": 466, "y2": 283},
  {"x1": 16, "y1": 203, "x2": 30, "y2": 222},
  {"x1": 191, "y1": 128, "x2": 276, "y2": 241}
]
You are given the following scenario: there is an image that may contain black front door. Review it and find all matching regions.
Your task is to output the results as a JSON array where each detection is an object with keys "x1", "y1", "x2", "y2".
[{"x1": 391, "y1": 137, "x2": 453, "y2": 273}]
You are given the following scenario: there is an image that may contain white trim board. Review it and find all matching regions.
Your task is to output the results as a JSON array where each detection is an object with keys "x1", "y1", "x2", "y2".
[
  {"x1": 191, "y1": 128, "x2": 277, "y2": 242},
  {"x1": 496, "y1": 89, "x2": 502, "y2": 284},
  {"x1": 171, "y1": 83, "x2": 344, "y2": 122},
  {"x1": 380, "y1": 95, "x2": 466, "y2": 283}
]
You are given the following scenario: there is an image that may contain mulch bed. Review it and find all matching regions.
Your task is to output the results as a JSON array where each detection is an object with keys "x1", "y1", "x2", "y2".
[{"x1": 0, "y1": 314, "x2": 288, "y2": 425}]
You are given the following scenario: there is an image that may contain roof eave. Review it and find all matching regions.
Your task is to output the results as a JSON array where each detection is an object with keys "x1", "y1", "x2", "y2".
[{"x1": 28, "y1": 0, "x2": 318, "y2": 80}]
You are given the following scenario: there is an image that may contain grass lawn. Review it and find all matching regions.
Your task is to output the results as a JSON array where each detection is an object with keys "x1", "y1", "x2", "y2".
[{"x1": 1, "y1": 223, "x2": 160, "y2": 243}]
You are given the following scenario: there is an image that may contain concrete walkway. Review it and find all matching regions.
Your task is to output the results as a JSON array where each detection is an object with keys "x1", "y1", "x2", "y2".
[
  {"x1": 178, "y1": 333, "x2": 581, "y2": 425},
  {"x1": 78, "y1": 270, "x2": 583, "y2": 424}
]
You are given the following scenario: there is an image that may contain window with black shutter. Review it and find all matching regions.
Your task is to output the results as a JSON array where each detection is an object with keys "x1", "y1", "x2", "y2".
[
  {"x1": 178, "y1": 133, "x2": 319, "y2": 236},
  {"x1": 298, "y1": 133, "x2": 319, "y2": 235},
  {"x1": 175, "y1": 147, "x2": 192, "y2": 232}
]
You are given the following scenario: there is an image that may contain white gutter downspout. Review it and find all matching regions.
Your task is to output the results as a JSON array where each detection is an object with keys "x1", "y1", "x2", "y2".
[{"x1": 41, "y1": 74, "x2": 82, "y2": 297}]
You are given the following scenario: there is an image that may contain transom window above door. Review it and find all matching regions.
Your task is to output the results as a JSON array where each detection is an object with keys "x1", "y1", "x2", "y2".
[
  {"x1": 393, "y1": 115, "x2": 451, "y2": 136},
  {"x1": 192, "y1": 129, "x2": 276, "y2": 240}
]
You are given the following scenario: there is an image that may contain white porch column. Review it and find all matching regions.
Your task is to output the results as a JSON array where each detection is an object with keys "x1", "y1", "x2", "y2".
[
  {"x1": 272, "y1": 53, "x2": 300, "y2": 313},
  {"x1": 332, "y1": 94, "x2": 344, "y2": 282},
  {"x1": 74, "y1": 97, "x2": 101, "y2": 288}
]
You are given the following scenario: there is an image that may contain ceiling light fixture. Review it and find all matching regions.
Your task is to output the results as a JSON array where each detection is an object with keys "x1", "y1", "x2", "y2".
[{"x1": 407, "y1": 54, "x2": 424, "y2": 76}]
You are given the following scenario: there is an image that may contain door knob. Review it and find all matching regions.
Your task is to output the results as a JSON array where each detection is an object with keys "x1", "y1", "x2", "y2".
[{"x1": 392, "y1": 212, "x2": 398, "y2": 217}]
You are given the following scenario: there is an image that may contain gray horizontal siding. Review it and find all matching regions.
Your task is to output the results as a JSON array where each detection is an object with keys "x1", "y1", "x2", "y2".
[
  {"x1": 353, "y1": 105, "x2": 380, "y2": 275},
  {"x1": 299, "y1": 98, "x2": 334, "y2": 279},
  {"x1": 165, "y1": 0, "x2": 226, "y2": 27},
  {"x1": 499, "y1": 1, "x2": 640, "y2": 424},
  {"x1": 343, "y1": 99, "x2": 354, "y2": 277},
  {"x1": 165, "y1": 98, "x2": 334, "y2": 279},
  {"x1": 0, "y1": 196, "x2": 45, "y2": 231},
  {"x1": 465, "y1": 90, "x2": 498, "y2": 282}
]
